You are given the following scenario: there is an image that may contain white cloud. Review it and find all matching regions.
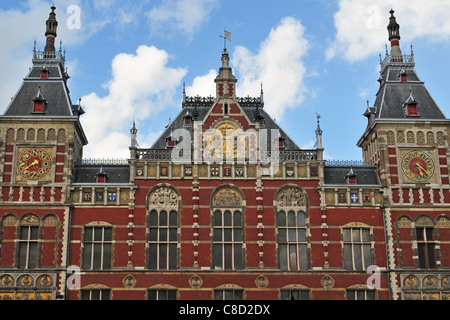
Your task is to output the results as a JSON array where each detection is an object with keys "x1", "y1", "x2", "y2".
[
  {"x1": 185, "y1": 69, "x2": 217, "y2": 97},
  {"x1": 327, "y1": 0, "x2": 450, "y2": 62},
  {"x1": 147, "y1": 0, "x2": 218, "y2": 40},
  {"x1": 233, "y1": 17, "x2": 309, "y2": 121},
  {"x1": 81, "y1": 45, "x2": 187, "y2": 159}
]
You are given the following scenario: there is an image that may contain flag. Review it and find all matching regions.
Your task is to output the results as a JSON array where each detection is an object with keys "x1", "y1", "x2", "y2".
[{"x1": 224, "y1": 30, "x2": 231, "y2": 41}]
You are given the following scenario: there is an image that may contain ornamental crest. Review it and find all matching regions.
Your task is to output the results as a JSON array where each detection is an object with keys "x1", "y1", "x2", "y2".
[
  {"x1": 213, "y1": 188, "x2": 242, "y2": 208},
  {"x1": 149, "y1": 186, "x2": 179, "y2": 209}
]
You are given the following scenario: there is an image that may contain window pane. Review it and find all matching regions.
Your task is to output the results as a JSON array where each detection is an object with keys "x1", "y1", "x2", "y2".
[
  {"x1": 297, "y1": 229, "x2": 306, "y2": 242},
  {"x1": 357, "y1": 290, "x2": 365, "y2": 300},
  {"x1": 234, "y1": 290, "x2": 243, "y2": 300},
  {"x1": 234, "y1": 244, "x2": 242, "y2": 270},
  {"x1": 81, "y1": 291, "x2": 90, "y2": 300},
  {"x1": 148, "y1": 290, "x2": 157, "y2": 300},
  {"x1": 363, "y1": 244, "x2": 371, "y2": 268},
  {"x1": 277, "y1": 212, "x2": 286, "y2": 227},
  {"x1": 149, "y1": 244, "x2": 157, "y2": 269},
  {"x1": 168, "y1": 290, "x2": 177, "y2": 300},
  {"x1": 225, "y1": 290, "x2": 233, "y2": 300},
  {"x1": 288, "y1": 211, "x2": 296, "y2": 227},
  {"x1": 416, "y1": 228, "x2": 424, "y2": 241},
  {"x1": 215, "y1": 291, "x2": 223, "y2": 300},
  {"x1": 224, "y1": 244, "x2": 232, "y2": 269},
  {"x1": 104, "y1": 228, "x2": 112, "y2": 241},
  {"x1": 297, "y1": 212, "x2": 305, "y2": 227},
  {"x1": 101, "y1": 290, "x2": 110, "y2": 301},
  {"x1": 214, "y1": 244, "x2": 222, "y2": 269},
  {"x1": 169, "y1": 211, "x2": 177, "y2": 226},
  {"x1": 346, "y1": 291, "x2": 355, "y2": 300},
  {"x1": 418, "y1": 243, "x2": 426, "y2": 268},
  {"x1": 84, "y1": 228, "x2": 92, "y2": 241},
  {"x1": 224, "y1": 229, "x2": 232, "y2": 242},
  {"x1": 366, "y1": 291, "x2": 375, "y2": 300},
  {"x1": 103, "y1": 244, "x2": 111, "y2": 269},
  {"x1": 160, "y1": 211, "x2": 167, "y2": 226},
  {"x1": 362, "y1": 229, "x2": 370, "y2": 242},
  {"x1": 354, "y1": 244, "x2": 362, "y2": 270},
  {"x1": 291, "y1": 290, "x2": 299, "y2": 300},
  {"x1": 20, "y1": 227, "x2": 29, "y2": 240},
  {"x1": 150, "y1": 211, "x2": 158, "y2": 226},
  {"x1": 214, "y1": 211, "x2": 222, "y2": 227},
  {"x1": 169, "y1": 244, "x2": 177, "y2": 269},
  {"x1": 169, "y1": 228, "x2": 177, "y2": 241},
  {"x1": 214, "y1": 228, "x2": 222, "y2": 241},
  {"x1": 233, "y1": 211, "x2": 242, "y2": 227},
  {"x1": 30, "y1": 227, "x2": 39, "y2": 240},
  {"x1": 159, "y1": 244, "x2": 167, "y2": 269},
  {"x1": 83, "y1": 244, "x2": 92, "y2": 269},
  {"x1": 427, "y1": 244, "x2": 436, "y2": 268},
  {"x1": 159, "y1": 229, "x2": 167, "y2": 241},
  {"x1": 298, "y1": 244, "x2": 307, "y2": 270},
  {"x1": 289, "y1": 245, "x2": 297, "y2": 270},
  {"x1": 280, "y1": 290, "x2": 289, "y2": 300},
  {"x1": 343, "y1": 244, "x2": 352, "y2": 270},
  {"x1": 93, "y1": 243, "x2": 102, "y2": 269},
  {"x1": 159, "y1": 290, "x2": 167, "y2": 300},
  {"x1": 278, "y1": 229, "x2": 286, "y2": 242},
  {"x1": 301, "y1": 291, "x2": 310, "y2": 300},
  {"x1": 425, "y1": 228, "x2": 434, "y2": 241},
  {"x1": 19, "y1": 243, "x2": 28, "y2": 268},
  {"x1": 352, "y1": 229, "x2": 360, "y2": 242},
  {"x1": 343, "y1": 229, "x2": 351, "y2": 242},
  {"x1": 149, "y1": 228, "x2": 158, "y2": 241},
  {"x1": 224, "y1": 211, "x2": 232, "y2": 226},
  {"x1": 234, "y1": 228, "x2": 242, "y2": 241},
  {"x1": 288, "y1": 229, "x2": 296, "y2": 242},
  {"x1": 94, "y1": 228, "x2": 103, "y2": 241},
  {"x1": 279, "y1": 245, "x2": 287, "y2": 270}
]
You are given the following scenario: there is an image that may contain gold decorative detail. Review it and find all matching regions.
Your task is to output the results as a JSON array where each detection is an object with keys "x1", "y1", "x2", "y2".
[
  {"x1": 397, "y1": 131, "x2": 405, "y2": 143},
  {"x1": 442, "y1": 275, "x2": 450, "y2": 287},
  {"x1": 213, "y1": 188, "x2": 242, "y2": 208},
  {"x1": 17, "y1": 275, "x2": 33, "y2": 287},
  {"x1": 3, "y1": 215, "x2": 18, "y2": 226},
  {"x1": 0, "y1": 274, "x2": 13, "y2": 287},
  {"x1": 437, "y1": 217, "x2": 450, "y2": 228},
  {"x1": 387, "y1": 131, "x2": 395, "y2": 145},
  {"x1": 404, "y1": 275, "x2": 419, "y2": 287},
  {"x1": 37, "y1": 275, "x2": 53, "y2": 288},
  {"x1": 423, "y1": 276, "x2": 437, "y2": 287},
  {"x1": 22, "y1": 214, "x2": 39, "y2": 224},
  {"x1": 437, "y1": 132, "x2": 445, "y2": 146}
]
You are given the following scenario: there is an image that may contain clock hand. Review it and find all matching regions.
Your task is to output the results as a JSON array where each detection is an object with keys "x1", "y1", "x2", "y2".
[{"x1": 24, "y1": 160, "x2": 39, "y2": 170}]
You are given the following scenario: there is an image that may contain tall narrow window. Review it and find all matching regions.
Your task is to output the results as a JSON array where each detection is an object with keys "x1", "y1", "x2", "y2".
[
  {"x1": 83, "y1": 226, "x2": 112, "y2": 270},
  {"x1": 148, "y1": 210, "x2": 178, "y2": 270},
  {"x1": 343, "y1": 227, "x2": 372, "y2": 271},
  {"x1": 278, "y1": 211, "x2": 307, "y2": 270},
  {"x1": 18, "y1": 225, "x2": 39, "y2": 269},
  {"x1": 213, "y1": 210, "x2": 243, "y2": 270},
  {"x1": 416, "y1": 227, "x2": 436, "y2": 269}
]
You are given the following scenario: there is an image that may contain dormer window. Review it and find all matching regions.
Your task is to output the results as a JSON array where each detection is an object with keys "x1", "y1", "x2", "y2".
[
  {"x1": 407, "y1": 103, "x2": 419, "y2": 116},
  {"x1": 345, "y1": 168, "x2": 357, "y2": 185},
  {"x1": 96, "y1": 167, "x2": 108, "y2": 183},
  {"x1": 166, "y1": 131, "x2": 177, "y2": 148},
  {"x1": 41, "y1": 68, "x2": 49, "y2": 79},
  {"x1": 278, "y1": 138, "x2": 286, "y2": 149},
  {"x1": 224, "y1": 103, "x2": 229, "y2": 115},
  {"x1": 32, "y1": 87, "x2": 46, "y2": 114},
  {"x1": 183, "y1": 112, "x2": 193, "y2": 127},
  {"x1": 400, "y1": 71, "x2": 407, "y2": 82}
]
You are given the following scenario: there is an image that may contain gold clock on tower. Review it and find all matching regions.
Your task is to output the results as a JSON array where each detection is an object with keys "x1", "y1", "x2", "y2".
[
  {"x1": 401, "y1": 150, "x2": 435, "y2": 183},
  {"x1": 17, "y1": 148, "x2": 52, "y2": 181}
]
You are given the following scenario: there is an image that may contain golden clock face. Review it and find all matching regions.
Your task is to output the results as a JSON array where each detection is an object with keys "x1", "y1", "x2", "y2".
[
  {"x1": 401, "y1": 150, "x2": 435, "y2": 183},
  {"x1": 17, "y1": 148, "x2": 52, "y2": 181}
]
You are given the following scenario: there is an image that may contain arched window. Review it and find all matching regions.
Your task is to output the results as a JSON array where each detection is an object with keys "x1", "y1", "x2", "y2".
[
  {"x1": 211, "y1": 186, "x2": 244, "y2": 270},
  {"x1": 275, "y1": 186, "x2": 309, "y2": 271},
  {"x1": 414, "y1": 216, "x2": 436, "y2": 269},
  {"x1": 147, "y1": 185, "x2": 180, "y2": 270}
]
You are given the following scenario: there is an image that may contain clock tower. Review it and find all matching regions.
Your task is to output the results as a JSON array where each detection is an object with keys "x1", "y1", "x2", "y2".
[
  {"x1": 0, "y1": 7, "x2": 87, "y2": 300},
  {"x1": 358, "y1": 10, "x2": 450, "y2": 300}
]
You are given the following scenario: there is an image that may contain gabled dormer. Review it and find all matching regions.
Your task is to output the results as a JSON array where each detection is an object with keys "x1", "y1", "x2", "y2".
[{"x1": 32, "y1": 86, "x2": 47, "y2": 114}]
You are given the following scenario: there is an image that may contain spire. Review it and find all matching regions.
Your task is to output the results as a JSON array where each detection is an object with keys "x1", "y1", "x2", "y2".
[
  {"x1": 44, "y1": 6, "x2": 58, "y2": 55},
  {"x1": 215, "y1": 48, "x2": 237, "y2": 99},
  {"x1": 315, "y1": 113, "x2": 323, "y2": 150},
  {"x1": 387, "y1": 9, "x2": 403, "y2": 61}
]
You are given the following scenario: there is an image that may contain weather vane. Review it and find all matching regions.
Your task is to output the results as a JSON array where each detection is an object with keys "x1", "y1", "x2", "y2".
[{"x1": 220, "y1": 30, "x2": 231, "y2": 50}]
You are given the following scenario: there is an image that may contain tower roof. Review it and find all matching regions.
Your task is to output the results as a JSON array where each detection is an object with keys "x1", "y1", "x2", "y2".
[{"x1": 2, "y1": 6, "x2": 82, "y2": 119}]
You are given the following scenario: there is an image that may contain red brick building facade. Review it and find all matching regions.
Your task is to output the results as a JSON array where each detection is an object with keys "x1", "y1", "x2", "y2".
[{"x1": 0, "y1": 7, "x2": 448, "y2": 301}]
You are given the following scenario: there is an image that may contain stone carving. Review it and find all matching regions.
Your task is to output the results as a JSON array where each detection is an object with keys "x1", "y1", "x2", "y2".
[
  {"x1": 213, "y1": 188, "x2": 241, "y2": 208},
  {"x1": 149, "y1": 187, "x2": 179, "y2": 209},
  {"x1": 277, "y1": 187, "x2": 306, "y2": 208}
]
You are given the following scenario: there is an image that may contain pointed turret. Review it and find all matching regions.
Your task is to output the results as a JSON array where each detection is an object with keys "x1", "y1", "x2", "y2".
[
  {"x1": 387, "y1": 9, "x2": 402, "y2": 61},
  {"x1": 44, "y1": 6, "x2": 58, "y2": 56},
  {"x1": 215, "y1": 49, "x2": 237, "y2": 99}
]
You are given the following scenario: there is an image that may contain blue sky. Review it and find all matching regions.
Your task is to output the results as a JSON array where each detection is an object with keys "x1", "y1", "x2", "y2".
[{"x1": 1, "y1": 0, "x2": 450, "y2": 161}]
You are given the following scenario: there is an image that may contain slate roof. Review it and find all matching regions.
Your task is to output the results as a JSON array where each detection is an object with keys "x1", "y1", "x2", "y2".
[
  {"x1": 323, "y1": 166, "x2": 381, "y2": 186},
  {"x1": 73, "y1": 165, "x2": 130, "y2": 184},
  {"x1": 373, "y1": 58, "x2": 446, "y2": 120},
  {"x1": 2, "y1": 57, "x2": 76, "y2": 118}
]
